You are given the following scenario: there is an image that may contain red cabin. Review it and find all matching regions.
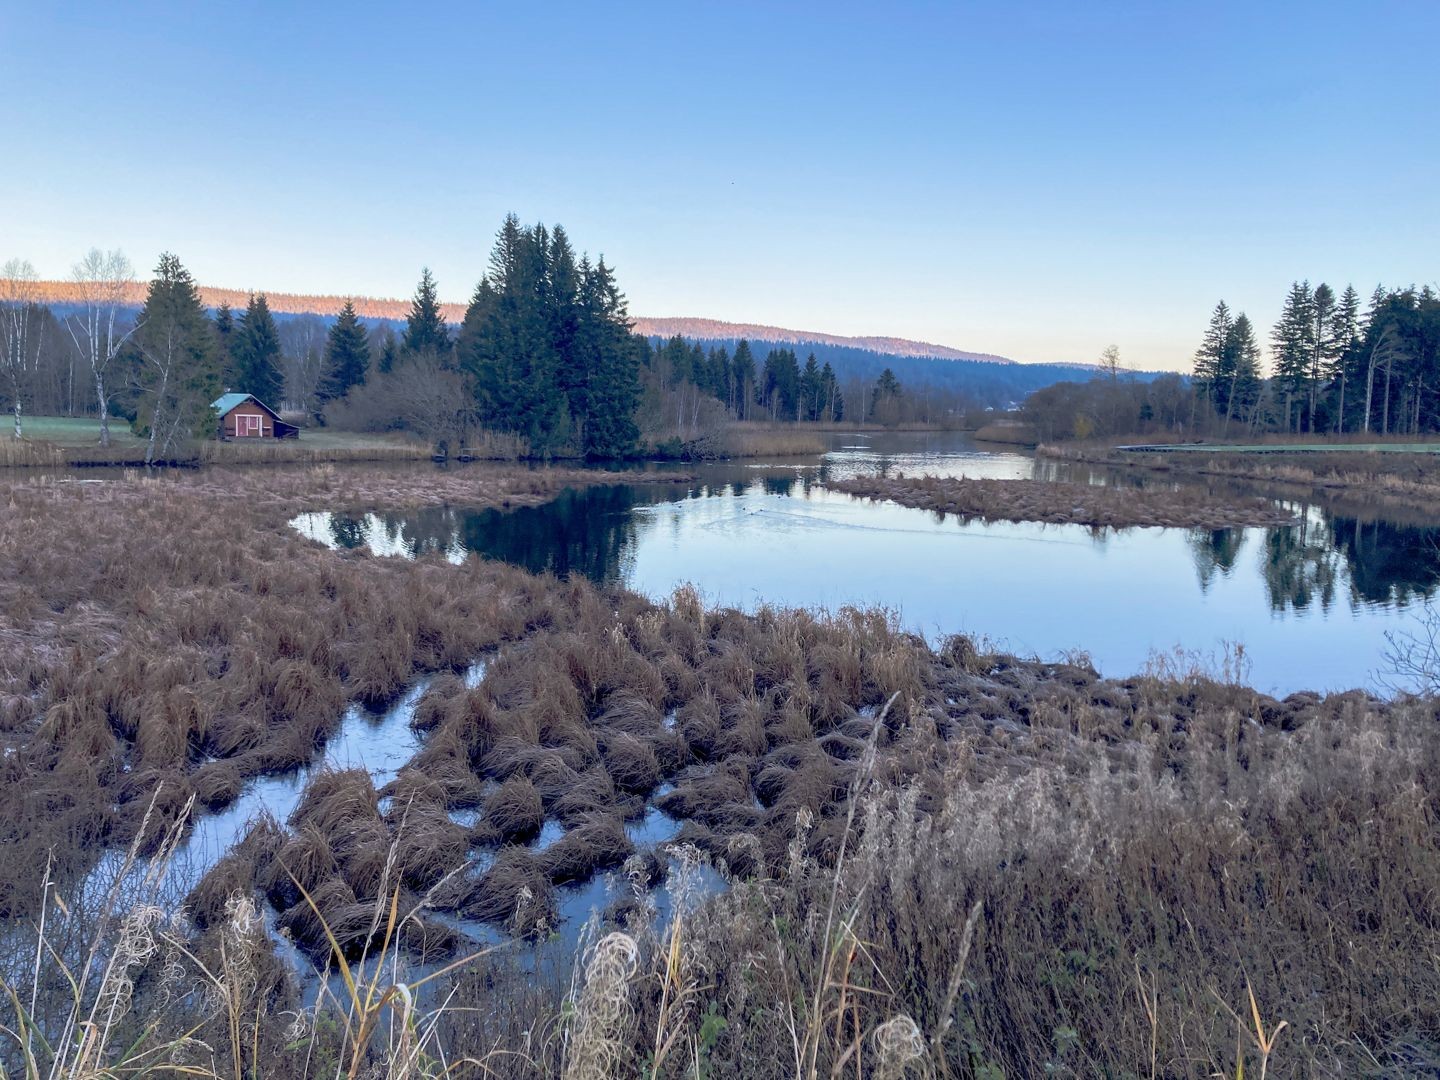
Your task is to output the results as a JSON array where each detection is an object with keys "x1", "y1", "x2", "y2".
[{"x1": 211, "y1": 393, "x2": 299, "y2": 439}]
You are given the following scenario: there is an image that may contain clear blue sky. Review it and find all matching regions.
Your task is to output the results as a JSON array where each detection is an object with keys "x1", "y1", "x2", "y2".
[{"x1": 2, "y1": 1, "x2": 1436, "y2": 369}]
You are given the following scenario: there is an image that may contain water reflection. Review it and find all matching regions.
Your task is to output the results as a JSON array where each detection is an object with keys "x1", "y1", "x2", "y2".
[{"x1": 291, "y1": 433, "x2": 1440, "y2": 692}]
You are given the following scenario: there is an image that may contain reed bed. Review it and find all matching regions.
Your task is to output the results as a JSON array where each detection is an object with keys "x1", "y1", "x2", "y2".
[
  {"x1": 2, "y1": 463, "x2": 1437, "y2": 1077},
  {"x1": 826, "y1": 473, "x2": 1299, "y2": 528}
]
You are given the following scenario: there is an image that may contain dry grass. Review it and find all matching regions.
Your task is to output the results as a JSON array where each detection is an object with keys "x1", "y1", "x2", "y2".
[
  {"x1": 1041, "y1": 440, "x2": 1440, "y2": 508},
  {"x1": 827, "y1": 473, "x2": 1300, "y2": 528},
  {"x1": 3, "y1": 462, "x2": 1439, "y2": 1077},
  {"x1": 719, "y1": 423, "x2": 829, "y2": 457}
]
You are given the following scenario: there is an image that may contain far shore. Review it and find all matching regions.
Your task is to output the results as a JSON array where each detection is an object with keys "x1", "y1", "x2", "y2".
[{"x1": 1040, "y1": 436, "x2": 1440, "y2": 505}]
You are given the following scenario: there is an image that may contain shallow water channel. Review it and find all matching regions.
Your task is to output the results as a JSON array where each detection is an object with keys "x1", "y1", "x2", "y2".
[{"x1": 294, "y1": 431, "x2": 1440, "y2": 696}]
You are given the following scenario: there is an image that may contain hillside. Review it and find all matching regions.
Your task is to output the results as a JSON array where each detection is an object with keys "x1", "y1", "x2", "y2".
[
  {"x1": 27, "y1": 279, "x2": 1149, "y2": 407},
  {"x1": 30, "y1": 281, "x2": 1014, "y2": 364}
]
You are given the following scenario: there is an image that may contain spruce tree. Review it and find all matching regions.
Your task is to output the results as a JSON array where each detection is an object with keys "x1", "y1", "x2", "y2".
[
  {"x1": 1331, "y1": 285, "x2": 1361, "y2": 432},
  {"x1": 800, "y1": 353, "x2": 822, "y2": 421},
  {"x1": 1271, "y1": 281, "x2": 1315, "y2": 433},
  {"x1": 234, "y1": 293, "x2": 284, "y2": 406},
  {"x1": 731, "y1": 340, "x2": 756, "y2": 419},
  {"x1": 316, "y1": 300, "x2": 370, "y2": 413},
  {"x1": 401, "y1": 267, "x2": 452, "y2": 362},
  {"x1": 130, "y1": 253, "x2": 220, "y2": 463},
  {"x1": 1193, "y1": 300, "x2": 1232, "y2": 407},
  {"x1": 376, "y1": 330, "x2": 398, "y2": 374},
  {"x1": 1222, "y1": 314, "x2": 1261, "y2": 428},
  {"x1": 213, "y1": 302, "x2": 236, "y2": 384},
  {"x1": 1308, "y1": 283, "x2": 1336, "y2": 432}
]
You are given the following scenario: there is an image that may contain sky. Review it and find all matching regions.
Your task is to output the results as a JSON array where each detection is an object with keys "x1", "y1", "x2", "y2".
[{"x1": 2, "y1": 1, "x2": 1436, "y2": 370}]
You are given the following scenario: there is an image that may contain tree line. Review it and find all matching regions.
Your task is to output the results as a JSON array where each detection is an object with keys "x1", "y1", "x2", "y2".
[
  {"x1": 1022, "y1": 279, "x2": 1438, "y2": 443},
  {"x1": 1194, "y1": 281, "x2": 1440, "y2": 437},
  {"x1": 2, "y1": 220, "x2": 929, "y2": 460}
]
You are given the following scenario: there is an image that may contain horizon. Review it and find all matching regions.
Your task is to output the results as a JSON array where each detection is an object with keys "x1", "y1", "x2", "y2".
[{"x1": 3, "y1": 2, "x2": 1437, "y2": 371}]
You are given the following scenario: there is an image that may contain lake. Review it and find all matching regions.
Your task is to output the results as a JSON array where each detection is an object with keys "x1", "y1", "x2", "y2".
[{"x1": 293, "y1": 432, "x2": 1440, "y2": 695}]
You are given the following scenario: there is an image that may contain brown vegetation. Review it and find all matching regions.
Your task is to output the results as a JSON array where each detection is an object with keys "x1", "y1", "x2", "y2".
[
  {"x1": 3, "y1": 462, "x2": 1438, "y2": 1078},
  {"x1": 1041, "y1": 440, "x2": 1440, "y2": 506},
  {"x1": 826, "y1": 473, "x2": 1300, "y2": 528}
]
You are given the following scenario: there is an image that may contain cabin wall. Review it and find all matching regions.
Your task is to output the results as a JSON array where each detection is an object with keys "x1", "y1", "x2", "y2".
[{"x1": 223, "y1": 404, "x2": 274, "y2": 438}]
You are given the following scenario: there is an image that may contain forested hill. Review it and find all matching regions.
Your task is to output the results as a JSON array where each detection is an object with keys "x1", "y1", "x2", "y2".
[{"x1": 27, "y1": 279, "x2": 1152, "y2": 405}]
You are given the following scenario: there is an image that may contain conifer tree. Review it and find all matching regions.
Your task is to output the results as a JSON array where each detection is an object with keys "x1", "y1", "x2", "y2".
[
  {"x1": 1271, "y1": 281, "x2": 1315, "y2": 433},
  {"x1": 1193, "y1": 300, "x2": 1232, "y2": 407},
  {"x1": 461, "y1": 216, "x2": 638, "y2": 456},
  {"x1": 129, "y1": 253, "x2": 219, "y2": 464},
  {"x1": 800, "y1": 353, "x2": 822, "y2": 421},
  {"x1": 233, "y1": 293, "x2": 284, "y2": 406},
  {"x1": 1307, "y1": 283, "x2": 1336, "y2": 432},
  {"x1": 376, "y1": 330, "x2": 398, "y2": 374},
  {"x1": 731, "y1": 340, "x2": 756, "y2": 419},
  {"x1": 401, "y1": 267, "x2": 452, "y2": 362},
  {"x1": 1330, "y1": 285, "x2": 1361, "y2": 432},
  {"x1": 213, "y1": 302, "x2": 236, "y2": 385},
  {"x1": 316, "y1": 300, "x2": 370, "y2": 413},
  {"x1": 1222, "y1": 314, "x2": 1261, "y2": 429}
]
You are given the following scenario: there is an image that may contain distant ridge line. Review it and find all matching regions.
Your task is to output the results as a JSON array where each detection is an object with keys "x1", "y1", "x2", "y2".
[{"x1": 26, "y1": 280, "x2": 1014, "y2": 365}]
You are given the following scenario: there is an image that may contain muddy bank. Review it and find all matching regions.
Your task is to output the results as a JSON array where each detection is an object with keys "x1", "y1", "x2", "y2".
[{"x1": 824, "y1": 473, "x2": 1298, "y2": 528}]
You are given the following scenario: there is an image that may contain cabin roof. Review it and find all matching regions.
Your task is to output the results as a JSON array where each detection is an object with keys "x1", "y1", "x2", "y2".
[{"x1": 211, "y1": 392, "x2": 281, "y2": 419}]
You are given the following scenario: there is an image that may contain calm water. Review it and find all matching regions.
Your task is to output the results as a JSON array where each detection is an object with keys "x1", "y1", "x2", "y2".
[{"x1": 293, "y1": 433, "x2": 1440, "y2": 695}]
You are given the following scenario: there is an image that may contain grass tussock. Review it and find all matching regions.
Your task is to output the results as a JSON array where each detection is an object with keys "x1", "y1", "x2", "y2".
[
  {"x1": 4, "y1": 463, "x2": 1440, "y2": 1077},
  {"x1": 828, "y1": 473, "x2": 1300, "y2": 529}
]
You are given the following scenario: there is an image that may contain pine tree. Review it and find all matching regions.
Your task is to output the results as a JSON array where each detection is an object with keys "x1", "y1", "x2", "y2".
[
  {"x1": 731, "y1": 340, "x2": 756, "y2": 419},
  {"x1": 316, "y1": 300, "x2": 370, "y2": 413},
  {"x1": 1330, "y1": 285, "x2": 1361, "y2": 432},
  {"x1": 213, "y1": 302, "x2": 236, "y2": 384},
  {"x1": 129, "y1": 253, "x2": 219, "y2": 464},
  {"x1": 874, "y1": 368, "x2": 902, "y2": 426},
  {"x1": 1222, "y1": 314, "x2": 1261, "y2": 429},
  {"x1": 1271, "y1": 281, "x2": 1315, "y2": 433},
  {"x1": 401, "y1": 267, "x2": 452, "y2": 362},
  {"x1": 376, "y1": 330, "x2": 398, "y2": 374},
  {"x1": 1193, "y1": 301, "x2": 1232, "y2": 407},
  {"x1": 576, "y1": 257, "x2": 640, "y2": 457},
  {"x1": 1308, "y1": 283, "x2": 1336, "y2": 432},
  {"x1": 233, "y1": 293, "x2": 284, "y2": 406},
  {"x1": 800, "y1": 353, "x2": 822, "y2": 421},
  {"x1": 461, "y1": 216, "x2": 638, "y2": 456}
]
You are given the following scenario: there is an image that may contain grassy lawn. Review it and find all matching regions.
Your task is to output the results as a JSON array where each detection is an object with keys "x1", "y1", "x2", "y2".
[
  {"x1": 15, "y1": 415, "x2": 149, "y2": 447},
  {"x1": 2, "y1": 415, "x2": 433, "y2": 466}
]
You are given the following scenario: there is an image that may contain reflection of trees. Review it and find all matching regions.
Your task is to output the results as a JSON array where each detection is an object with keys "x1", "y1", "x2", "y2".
[
  {"x1": 1262, "y1": 518, "x2": 1341, "y2": 612},
  {"x1": 1189, "y1": 528, "x2": 1246, "y2": 591},
  {"x1": 1256, "y1": 509, "x2": 1440, "y2": 612},
  {"x1": 456, "y1": 484, "x2": 666, "y2": 583},
  {"x1": 1330, "y1": 517, "x2": 1440, "y2": 605},
  {"x1": 329, "y1": 514, "x2": 368, "y2": 550},
  {"x1": 762, "y1": 475, "x2": 798, "y2": 497}
]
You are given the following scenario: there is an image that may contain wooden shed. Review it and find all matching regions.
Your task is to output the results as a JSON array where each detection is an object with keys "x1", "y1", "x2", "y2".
[{"x1": 212, "y1": 393, "x2": 299, "y2": 439}]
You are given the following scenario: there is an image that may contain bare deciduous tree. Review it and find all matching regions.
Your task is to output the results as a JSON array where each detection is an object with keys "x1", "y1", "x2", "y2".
[
  {"x1": 0, "y1": 258, "x2": 40, "y2": 438},
  {"x1": 65, "y1": 249, "x2": 139, "y2": 447}
]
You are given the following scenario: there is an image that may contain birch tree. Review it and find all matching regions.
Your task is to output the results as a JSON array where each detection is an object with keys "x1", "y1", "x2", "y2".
[
  {"x1": 65, "y1": 249, "x2": 139, "y2": 447},
  {"x1": 0, "y1": 258, "x2": 39, "y2": 438}
]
